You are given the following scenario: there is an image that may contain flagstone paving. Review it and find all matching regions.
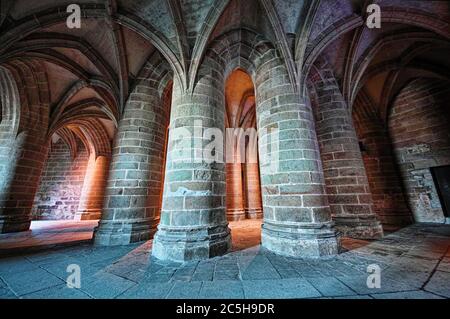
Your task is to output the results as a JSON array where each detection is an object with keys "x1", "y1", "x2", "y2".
[{"x1": 0, "y1": 220, "x2": 449, "y2": 299}]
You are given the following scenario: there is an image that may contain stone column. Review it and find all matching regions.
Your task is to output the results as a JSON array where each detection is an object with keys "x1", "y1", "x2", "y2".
[
  {"x1": 256, "y1": 54, "x2": 339, "y2": 258},
  {"x1": 226, "y1": 162, "x2": 245, "y2": 221},
  {"x1": 0, "y1": 66, "x2": 49, "y2": 233},
  {"x1": 94, "y1": 71, "x2": 168, "y2": 245},
  {"x1": 244, "y1": 162, "x2": 263, "y2": 219},
  {"x1": 0, "y1": 132, "x2": 49, "y2": 233},
  {"x1": 152, "y1": 60, "x2": 231, "y2": 262},
  {"x1": 75, "y1": 155, "x2": 110, "y2": 220},
  {"x1": 353, "y1": 104, "x2": 413, "y2": 228},
  {"x1": 312, "y1": 66, "x2": 383, "y2": 239},
  {"x1": 244, "y1": 134, "x2": 263, "y2": 219}
]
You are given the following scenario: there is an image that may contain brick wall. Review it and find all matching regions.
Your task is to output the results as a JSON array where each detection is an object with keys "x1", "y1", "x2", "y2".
[
  {"x1": 389, "y1": 78, "x2": 450, "y2": 223},
  {"x1": 32, "y1": 139, "x2": 89, "y2": 220}
]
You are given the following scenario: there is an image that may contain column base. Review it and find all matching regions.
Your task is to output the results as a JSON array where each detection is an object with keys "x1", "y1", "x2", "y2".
[
  {"x1": 245, "y1": 208, "x2": 263, "y2": 219},
  {"x1": 226, "y1": 209, "x2": 246, "y2": 221},
  {"x1": 334, "y1": 215, "x2": 384, "y2": 239},
  {"x1": 74, "y1": 209, "x2": 102, "y2": 221},
  {"x1": 152, "y1": 224, "x2": 231, "y2": 262},
  {"x1": 261, "y1": 220, "x2": 340, "y2": 258},
  {"x1": 0, "y1": 216, "x2": 31, "y2": 234},
  {"x1": 94, "y1": 218, "x2": 159, "y2": 246}
]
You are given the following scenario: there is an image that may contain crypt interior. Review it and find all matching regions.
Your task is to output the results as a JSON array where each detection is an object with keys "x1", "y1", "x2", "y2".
[{"x1": 0, "y1": 0, "x2": 450, "y2": 299}]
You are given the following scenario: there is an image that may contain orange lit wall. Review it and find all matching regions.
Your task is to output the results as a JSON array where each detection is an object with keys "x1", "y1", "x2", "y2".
[{"x1": 225, "y1": 69, "x2": 263, "y2": 220}]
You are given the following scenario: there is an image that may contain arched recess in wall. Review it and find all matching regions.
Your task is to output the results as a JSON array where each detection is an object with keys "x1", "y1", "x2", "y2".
[
  {"x1": 349, "y1": 36, "x2": 450, "y2": 228},
  {"x1": 32, "y1": 94, "x2": 115, "y2": 221},
  {"x1": 351, "y1": 89, "x2": 413, "y2": 229},
  {"x1": 170, "y1": 27, "x2": 339, "y2": 258},
  {"x1": 224, "y1": 68, "x2": 263, "y2": 224},
  {"x1": 302, "y1": 3, "x2": 450, "y2": 230},
  {"x1": 300, "y1": 6, "x2": 450, "y2": 97},
  {"x1": 189, "y1": 28, "x2": 279, "y2": 251},
  {"x1": 388, "y1": 77, "x2": 450, "y2": 224}
]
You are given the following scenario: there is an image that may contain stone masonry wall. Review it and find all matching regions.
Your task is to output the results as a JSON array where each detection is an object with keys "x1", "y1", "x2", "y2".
[
  {"x1": 32, "y1": 139, "x2": 89, "y2": 220},
  {"x1": 389, "y1": 78, "x2": 450, "y2": 223}
]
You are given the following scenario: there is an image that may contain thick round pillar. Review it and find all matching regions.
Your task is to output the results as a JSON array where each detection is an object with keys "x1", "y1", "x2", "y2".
[
  {"x1": 256, "y1": 55, "x2": 339, "y2": 258},
  {"x1": 152, "y1": 62, "x2": 231, "y2": 262},
  {"x1": 226, "y1": 162, "x2": 245, "y2": 221},
  {"x1": 75, "y1": 155, "x2": 110, "y2": 220},
  {"x1": 0, "y1": 132, "x2": 49, "y2": 232},
  {"x1": 353, "y1": 106, "x2": 413, "y2": 228},
  {"x1": 0, "y1": 66, "x2": 49, "y2": 233},
  {"x1": 94, "y1": 71, "x2": 168, "y2": 245},
  {"x1": 244, "y1": 163, "x2": 263, "y2": 219},
  {"x1": 312, "y1": 67, "x2": 383, "y2": 239}
]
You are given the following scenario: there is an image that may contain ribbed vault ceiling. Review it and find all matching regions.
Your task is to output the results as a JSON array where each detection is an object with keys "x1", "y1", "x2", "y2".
[{"x1": 0, "y1": 0, "x2": 449, "y2": 136}]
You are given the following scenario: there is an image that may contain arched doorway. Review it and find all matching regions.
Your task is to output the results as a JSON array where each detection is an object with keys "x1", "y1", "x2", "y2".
[
  {"x1": 388, "y1": 78, "x2": 450, "y2": 224},
  {"x1": 224, "y1": 69, "x2": 263, "y2": 250}
]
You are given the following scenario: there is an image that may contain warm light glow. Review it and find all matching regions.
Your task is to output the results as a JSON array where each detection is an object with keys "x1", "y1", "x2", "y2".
[
  {"x1": 76, "y1": 154, "x2": 110, "y2": 220},
  {"x1": 225, "y1": 69, "x2": 262, "y2": 221},
  {"x1": 225, "y1": 69, "x2": 255, "y2": 128}
]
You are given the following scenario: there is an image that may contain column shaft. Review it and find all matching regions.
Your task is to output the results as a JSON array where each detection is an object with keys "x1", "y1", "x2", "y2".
[
  {"x1": 226, "y1": 162, "x2": 245, "y2": 221},
  {"x1": 354, "y1": 113, "x2": 413, "y2": 228},
  {"x1": 152, "y1": 61, "x2": 231, "y2": 262},
  {"x1": 94, "y1": 73, "x2": 168, "y2": 245},
  {"x1": 313, "y1": 67, "x2": 383, "y2": 239},
  {"x1": 0, "y1": 132, "x2": 48, "y2": 232},
  {"x1": 244, "y1": 163, "x2": 263, "y2": 219},
  {"x1": 256, "y1": 54, "x2": 339, "y2": 258},
  {"x1": 75, "y1": 155, "x2": 110, "y2": 220},
  {"x1": 0, "y1": 66, "x2": 49, "y2": 233}
]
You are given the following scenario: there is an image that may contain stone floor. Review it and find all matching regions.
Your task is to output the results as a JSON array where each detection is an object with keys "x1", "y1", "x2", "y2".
[
  {"x1": 0, "y1": 220, "x2": 96, "y2": 253},
  {"x1": 0, "y1": 219, "x2": 449, "y2": 299}
]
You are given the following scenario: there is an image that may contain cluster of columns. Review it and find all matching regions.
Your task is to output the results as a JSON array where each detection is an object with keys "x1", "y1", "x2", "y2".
[
  {"x1": 0, "y1": 51, "x2": 390, "y2": 262},
  {"x1": 0, "y1": 66, "x2": 113, "y2": 230}
]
